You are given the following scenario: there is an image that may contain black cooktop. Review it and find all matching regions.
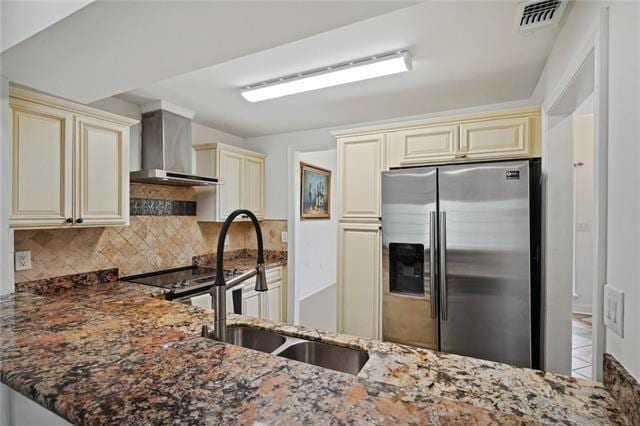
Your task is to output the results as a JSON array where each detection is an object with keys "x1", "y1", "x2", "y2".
[{"x1": 126, "y1": 266, "x2": 216, "y2": 289}]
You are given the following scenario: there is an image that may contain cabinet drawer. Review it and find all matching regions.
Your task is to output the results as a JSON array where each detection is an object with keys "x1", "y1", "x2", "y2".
[
  {"x1": 460, "y1": 116, "x2": 530, "y2": 159},
  {"x1": 388, "y1": 125, "x2": 458, "y2": 167}
]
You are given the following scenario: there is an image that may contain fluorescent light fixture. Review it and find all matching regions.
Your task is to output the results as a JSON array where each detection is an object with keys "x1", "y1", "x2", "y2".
[{"x1": 241, "y1": 50, "x2": 412, "y2": 103}]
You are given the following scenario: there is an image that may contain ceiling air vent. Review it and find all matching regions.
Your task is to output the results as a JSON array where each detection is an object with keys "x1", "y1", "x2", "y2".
[{"x1": 516, "y1": 0, "x2": 567, "y2": 33}]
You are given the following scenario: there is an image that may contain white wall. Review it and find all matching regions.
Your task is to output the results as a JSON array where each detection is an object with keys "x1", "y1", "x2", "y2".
[
  {"x1": 572, "y1": 99, "x2": 594, "y2": 314},
  {"x1": 604, "y1": 2, "x2": 640, "y2": 379},
  {"x1": 192, "y1": 122, "x2": 244, "y2": 147},
  {"x1": 294, "y1": 150, "x2": 338, "y2": 330}
]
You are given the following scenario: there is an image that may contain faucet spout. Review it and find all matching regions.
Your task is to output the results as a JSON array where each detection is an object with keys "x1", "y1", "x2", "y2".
[{"x1": 210, "y1": 209, "x2": 267, "y2": 342}]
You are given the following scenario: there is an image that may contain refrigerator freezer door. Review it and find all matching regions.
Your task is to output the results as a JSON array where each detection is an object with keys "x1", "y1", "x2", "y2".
[
  {"x1": 439, "y1": 161, "x2": 532, "y2": 367},
  {"x1": 382, "y1": 168, "x2": 438, "y2": 349}
]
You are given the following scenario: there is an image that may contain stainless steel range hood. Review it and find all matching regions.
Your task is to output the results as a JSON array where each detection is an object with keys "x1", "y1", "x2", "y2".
[{"x1": 130, "y1": 109, "x2": 220, "y2": 186}]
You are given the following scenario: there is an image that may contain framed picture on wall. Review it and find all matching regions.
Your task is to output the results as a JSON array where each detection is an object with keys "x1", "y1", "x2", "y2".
[{"x1": 300, "y1": 162, "x2": 331, "y2": 220}]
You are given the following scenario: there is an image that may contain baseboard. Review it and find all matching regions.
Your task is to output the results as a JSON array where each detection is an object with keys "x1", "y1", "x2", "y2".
[{"x1": 572, "y1": 303, "x2": 592, "y2": 315}]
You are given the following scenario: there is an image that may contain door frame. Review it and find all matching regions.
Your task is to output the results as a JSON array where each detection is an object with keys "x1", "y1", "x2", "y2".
[{"x1": 541, "y1": 7, "x2": 609, "y2": 379}]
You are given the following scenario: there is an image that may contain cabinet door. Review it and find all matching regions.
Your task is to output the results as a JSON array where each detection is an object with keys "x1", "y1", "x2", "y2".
[
  {"x1": 75, "y1": 116, "x2": 129, "y2": 226},
  {"x1": 219, "y1": 149, "x2": 243, "y2": 219},
  {"x1": 242, "y1": 289, "x2": 262, "y2": 318},
  {"x1": 387, "y1": 125, "x2": 458, "y2": 167},
  {"x1": 338, "y1": 134, "x2": 383, "y2": 220},
  {"x1": 459, "y1": 116, "x2": 530, "y2": 159},
  {"x1": 9, "y1": 101, "x2": 73, "y2": 228},
  {"x1": 264, "y1": 280, "x2": 282, "y2": 322},
  {"x1": 338, "y1": 222, "x2": 381, "y2": 339},
  {"x1": 242, "y1": 156, "x2": 265, "y2": 219}
]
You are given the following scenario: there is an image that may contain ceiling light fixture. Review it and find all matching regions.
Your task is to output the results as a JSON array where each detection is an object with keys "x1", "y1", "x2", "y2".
[{"x1": 241, "y1": 50, "x2": 412, "y2": 103}]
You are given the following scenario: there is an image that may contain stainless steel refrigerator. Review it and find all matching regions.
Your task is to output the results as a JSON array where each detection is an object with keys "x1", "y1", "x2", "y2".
[{"x1": 381, "y1": 159, "x2": 541, "y2": 369}]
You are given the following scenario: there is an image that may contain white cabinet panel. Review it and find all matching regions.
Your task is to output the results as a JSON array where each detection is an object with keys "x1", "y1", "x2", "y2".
[
  {"x1": 338, "y1": 222, "x2": 381, "y2": 339},
  {"x1": 242, "y1": 290, "x2": 262, "y2": 318},
  {"x1": 76, "y1": 116, "x2": 128, "y2": 226},
  {"x1": 264, "y1": 281, "x2": 282, "y2": 323},
  {"x1": 460, "y1": 116, "x2": 530, "y2": 159},
  {"x1": 242, "y1": 156, "x2": 265, "y2": 219},
  {"x1": 10, "y1": 102, "x2": 73, "y2": 228},
  {"x1": 388, "y1": 125, "x2": 458, "y2": 167},
  {"x1": 338, "y1": 134, "x2": 383, "y2": 220},
  {"x1": 219, "y1": 150, "x2": 243, "y2": 219}
]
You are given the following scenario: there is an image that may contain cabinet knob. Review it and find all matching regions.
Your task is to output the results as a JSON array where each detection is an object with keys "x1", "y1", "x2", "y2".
[
  {"x1": 76, "y1": 218, "x2": 84, "y2": 224},
  {"x1": 65, "y1": 218, "x2": 73, "y2": 223}
]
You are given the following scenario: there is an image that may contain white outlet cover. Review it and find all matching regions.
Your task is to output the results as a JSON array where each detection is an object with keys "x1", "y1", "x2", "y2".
[
  {"x1": 281, "y1": 231, "x2": 288, "y2": 243},
  {"x1": 604, "y1": 284, "x2": 624, "y2": 337},
  {"x1": 224, "y1": 236, "x2": 230, "y2": 246},
  {"x1": 15, "y1": 251, "x2": 32, "y2": 271}
]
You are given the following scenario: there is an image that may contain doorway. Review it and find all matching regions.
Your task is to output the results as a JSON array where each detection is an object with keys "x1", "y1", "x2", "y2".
[{"x1": 571, "y1": 95, "x2": 595, "y2": 379}]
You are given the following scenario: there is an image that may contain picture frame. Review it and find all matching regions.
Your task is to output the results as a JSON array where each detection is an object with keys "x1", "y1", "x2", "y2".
[{"x1": 300, "y1": 162, "x2": 331, "y2": 220}]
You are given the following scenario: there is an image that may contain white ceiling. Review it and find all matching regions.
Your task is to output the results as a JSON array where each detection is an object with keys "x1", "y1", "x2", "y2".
[
  {"x1": 1, "y1": 1, "x2": 412, "y2": 103},
  {"x1": 0, "y1": 1, "x2": 93, "y2": 52}
]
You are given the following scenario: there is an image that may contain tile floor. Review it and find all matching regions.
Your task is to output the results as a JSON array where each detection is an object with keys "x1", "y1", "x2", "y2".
[{"x1": 572, "y1": 313, "x2": 593, "y2": 379}]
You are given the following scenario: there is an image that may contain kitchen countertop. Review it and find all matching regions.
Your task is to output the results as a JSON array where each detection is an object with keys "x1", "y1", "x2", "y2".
[{"x1": 0, "y1": 280, "x2": 628, "y2": 425}]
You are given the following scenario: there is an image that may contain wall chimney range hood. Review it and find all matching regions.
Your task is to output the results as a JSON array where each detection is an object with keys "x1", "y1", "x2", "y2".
[{"x1": 130, "y1": 107, "x2": 220, "y2": 187}]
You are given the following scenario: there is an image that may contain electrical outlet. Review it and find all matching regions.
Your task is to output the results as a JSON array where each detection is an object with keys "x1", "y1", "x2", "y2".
[
  {"x1": 15, "y1": 251, "x2": 32, "y2": 271},
  {"x1": 224, "y1": 236, "x2": 230, "y2": 246},
  {"x1": 604, "y1": 285, "x2": 624, "y2": 337},
  {"x1": 281, "y1": 231, "x2": 288, "y2": 243}
]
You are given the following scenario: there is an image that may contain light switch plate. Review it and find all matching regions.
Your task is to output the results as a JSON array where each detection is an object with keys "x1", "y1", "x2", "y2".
[
  {"x1": 281, "y1": 231, "x2": 288, "y2": 243},
  {"x1": 576, "y1": 222, "x2": 589, "y2": 232},
  {"x1": 15, "y1": 251, "x2": 32, "y2": 271},
  {"x1": 604, "y1": 284, "x2": 624, "y2": 337}
]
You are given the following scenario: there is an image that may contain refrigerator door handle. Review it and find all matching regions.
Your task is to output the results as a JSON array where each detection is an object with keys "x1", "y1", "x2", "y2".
[
  {"x1": 439, "y1": 211, "x2": 448, "y2": 321},
  {"x1": 429, "y1": 211, "x2": 437, "y2": 318}
]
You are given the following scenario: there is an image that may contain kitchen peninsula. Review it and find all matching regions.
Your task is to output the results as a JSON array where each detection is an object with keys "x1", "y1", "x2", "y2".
[{"x1": 0, "y1": 275, "x2": 629, "y2": 425}]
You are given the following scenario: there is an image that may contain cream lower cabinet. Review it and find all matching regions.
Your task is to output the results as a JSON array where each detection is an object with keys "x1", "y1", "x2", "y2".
[
  {"x1": 337, "y1": 222, "x2": 382, "y2": 339},
  {"x1": 226, "y1": 266, "x2": 285, "y2": 322},
  {"x1": 9, "y1": 88, "x2": 135, "y2": 229},
  {"x1": 195, "y1": 143, "x2": 265, "y2": 222}
]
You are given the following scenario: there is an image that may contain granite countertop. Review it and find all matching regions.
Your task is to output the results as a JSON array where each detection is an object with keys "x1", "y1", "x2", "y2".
[{"x1": 0, "y1": 280, "x2": 628, "y2": 425}]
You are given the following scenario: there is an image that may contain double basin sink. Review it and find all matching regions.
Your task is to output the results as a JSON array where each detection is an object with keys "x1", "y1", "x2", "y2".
[{"x1": 204, "y1": 325, "x2": 369, "y2": 376}]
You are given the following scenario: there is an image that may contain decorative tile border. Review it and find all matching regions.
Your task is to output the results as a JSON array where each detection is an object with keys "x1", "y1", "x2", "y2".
[
  {"x1": 15, "y1": 268, "x2": 119, "y2": 295},
  {"x1": 130, "y1": 198, "x2": 197, "y2": 216},
  {"x1": 603, "y1": 353, "x2": 640, "y2": 425}
]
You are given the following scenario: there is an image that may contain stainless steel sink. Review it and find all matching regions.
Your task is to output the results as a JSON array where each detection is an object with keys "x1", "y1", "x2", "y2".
[
  {"x1": 202, "y1": 324, "x2": 369, "y2": 375},
  {"x1": 224, "y1": 326, "x2": 286, "y2": 353},
  {"x1": 275, "y1": 341, "x2": 369, "y2": 375}
]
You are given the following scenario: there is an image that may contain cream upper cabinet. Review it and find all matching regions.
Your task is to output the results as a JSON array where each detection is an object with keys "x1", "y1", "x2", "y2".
[
  {"x1": 242, "y1": 156, "x2": 265, "y2": 219},
  {"x1": 75, "y1": 116, "x2": 129, "y2": 226},
  {"x1": 387, "y1": 124, "x2": 458, "y2": 166},
  {"x1": 337, "y1": 134, "x2": 384, "y2": 221},
  {"x1": 219, "y1": 149, "x2": 243, "y2": 218},
  {"x1": 195, "y1": 143, "x2": 266, "y2": 222},
  {"x1": 9, "y1": 88, "x2": 136, "y2": 230},
  {"x1": 338, "y1": 222, "x2": 381, "y2": 339},
  {"x1": 10, "y1": 100, "x2": 74, "y2": 228},
  {"x1": 459, "y1": 116, "x2": 534, "y2": 159}
]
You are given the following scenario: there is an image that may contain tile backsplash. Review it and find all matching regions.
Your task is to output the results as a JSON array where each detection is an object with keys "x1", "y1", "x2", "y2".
[{"x1": 13, "y1": 183, "x2": 287, "y2": 283}]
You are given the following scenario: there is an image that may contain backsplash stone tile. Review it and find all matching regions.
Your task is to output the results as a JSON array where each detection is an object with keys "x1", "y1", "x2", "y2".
[{"x1": 13, "y1": 183, "x2": 288, "y2": 283}]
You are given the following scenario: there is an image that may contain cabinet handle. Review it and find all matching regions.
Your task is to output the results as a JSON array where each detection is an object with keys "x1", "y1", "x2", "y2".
[
  {"x1": 76, "y1": 218, "x2": 84, "y2": 224},
  {"x1": 65, "y1": 218, "x2": 73, "y2": 223},
  {"x1": 455, "y1": 153, "x2": 467, "y2": 159}
]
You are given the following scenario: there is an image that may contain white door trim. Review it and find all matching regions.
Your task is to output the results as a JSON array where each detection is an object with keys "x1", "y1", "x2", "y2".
[{"x1": 541, "y1": 7, "x2": 609, "y2": 379}]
